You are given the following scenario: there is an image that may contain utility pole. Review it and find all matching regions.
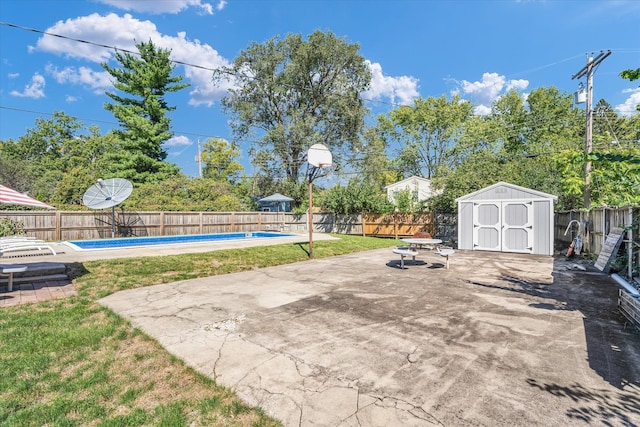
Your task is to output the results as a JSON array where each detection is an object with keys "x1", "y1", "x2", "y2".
[
  {"x1": 571, "y1": 50, "x2": 611, "y2": 209},
  {"x1": 195, "y1": 138, "x2": 203, "y2": 178}
]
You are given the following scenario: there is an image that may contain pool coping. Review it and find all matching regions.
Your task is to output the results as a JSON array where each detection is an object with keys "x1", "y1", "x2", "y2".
[{"x1": 63, "y1": 231, "x2": 297, "y2": 251}]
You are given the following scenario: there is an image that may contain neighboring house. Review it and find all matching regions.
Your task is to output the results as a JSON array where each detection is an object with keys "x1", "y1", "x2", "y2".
[
  {"x1": 257, "y1": 193, "x2": 294, "y2": 212},
  {"x1": 385, "y1": 176, "x2": 439, "y2": 205}
]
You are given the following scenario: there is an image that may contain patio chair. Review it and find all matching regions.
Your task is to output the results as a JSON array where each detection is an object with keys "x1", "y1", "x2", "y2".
[{"x1": 0, "y1": 240, "x2": 57, "y2": 257}]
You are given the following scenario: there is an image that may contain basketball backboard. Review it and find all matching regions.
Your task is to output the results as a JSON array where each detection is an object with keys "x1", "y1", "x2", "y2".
[{"x1": 307, "y1": 144, "x2": 332, "y2": 167}]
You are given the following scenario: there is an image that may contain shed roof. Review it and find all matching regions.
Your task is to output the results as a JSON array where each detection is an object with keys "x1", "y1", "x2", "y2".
[{"x1": 455, "y1": 182, "x2": 558, "y2": 202}]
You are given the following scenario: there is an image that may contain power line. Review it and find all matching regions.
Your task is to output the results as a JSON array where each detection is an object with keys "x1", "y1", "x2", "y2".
[
  {"x1": 0, "y1": 105, "x2": 226, "y2": 140},
  {"x1": 1, "y1": 22, "x2": 634, "y2": 173}
]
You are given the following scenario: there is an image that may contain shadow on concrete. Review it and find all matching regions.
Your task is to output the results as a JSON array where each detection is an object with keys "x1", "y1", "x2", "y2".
[
  {"x1": 526, "y1": 378, "x2": 640, "y2": 425},
  {"x1": 385, "y1": 259, "x2": 427, "y2": 269},
  {"x1": 466, "y1": 254, "x2": 640, "y2": 425}
]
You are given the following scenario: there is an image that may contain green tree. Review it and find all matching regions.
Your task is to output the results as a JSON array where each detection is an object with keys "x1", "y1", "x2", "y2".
[
  {"x1": 124, "y1": 175, "x2": 247, "y2": 211},
  {"x1": 378, "y1": 95, "x2": 474, "y2": 178},
  {"x1": 621, "y1": 68, "x2": 640, "y2": 81},
  {"x1": 593, "y1": 99, "x2": 637, "y2": 147},
  {"x1": 102, "y1": 40, "x2": 189, "y2": 183},
  {"x1": 393, "y1": 188, "x2": 426, "y2": 214},
  {"x1": 321, "y1": 178, "x2": 393, "y2": 214},
  {"x1": 350, "y1": 126, "x2": 399, "y2": 190},
  {"x1": 430, "y1": 86, "x2": 584, "y2": 211},
  {"x1": 201, "y1": 138, "x2": 244, "y2": 183},
  {"x1": 213, "y1": 30, "x2": 371, "y2": 184},
  {"x1": 0, "y1": 112, "x2": 113, "y2": 204}
]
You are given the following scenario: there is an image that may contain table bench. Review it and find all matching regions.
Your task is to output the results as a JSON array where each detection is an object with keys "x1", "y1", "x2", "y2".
[
  {"x1": 392, "y1": 247, "x2": 419, "y2": 269},
  {"x1": 436, "y1": 248, "x2": 455, "y2": 269},
  {"x1": 0, "y1": 264, "x2": 28, "y2": 292}
]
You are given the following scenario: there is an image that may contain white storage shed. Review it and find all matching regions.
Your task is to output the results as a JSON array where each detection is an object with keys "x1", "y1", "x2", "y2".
[{"x1": 456, "y1": 182, "x2": 557, "y2": 256}]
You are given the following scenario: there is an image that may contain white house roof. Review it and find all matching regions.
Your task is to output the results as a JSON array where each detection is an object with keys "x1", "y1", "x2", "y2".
[{"x1": 384, "y1": 176, "x2": 432, "y2": 189}]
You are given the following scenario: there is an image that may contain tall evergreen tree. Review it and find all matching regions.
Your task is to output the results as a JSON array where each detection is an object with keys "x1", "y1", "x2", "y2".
[{"x1": 102, "y1": 40, "x2": 189, "y2": 183}]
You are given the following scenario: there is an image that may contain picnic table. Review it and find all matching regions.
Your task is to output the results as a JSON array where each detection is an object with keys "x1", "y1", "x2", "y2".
[{"x1": 401, "y1": 238, "x2": 442, "y2": 250}]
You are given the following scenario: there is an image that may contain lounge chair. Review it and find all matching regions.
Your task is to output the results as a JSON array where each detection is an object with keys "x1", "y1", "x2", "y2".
[
  {"x1": 0, "y1": 240, "x2": 57, "y2": 256},
  {"x1": 0, "y1": 236, "x2": 40, "y2": 244}
]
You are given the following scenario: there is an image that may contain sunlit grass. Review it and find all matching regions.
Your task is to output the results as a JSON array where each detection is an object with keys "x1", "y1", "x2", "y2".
[{"x1": 0, "y1": 234, "x2": 398, "y2": 426}]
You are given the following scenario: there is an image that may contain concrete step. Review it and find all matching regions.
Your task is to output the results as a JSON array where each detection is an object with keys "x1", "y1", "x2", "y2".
[
  {"x1": 0, "y1": 262, "x2": 68, "y2": 286},
  {"x1": 0, "y1": 274, "x2": 69, "y2": 286}
]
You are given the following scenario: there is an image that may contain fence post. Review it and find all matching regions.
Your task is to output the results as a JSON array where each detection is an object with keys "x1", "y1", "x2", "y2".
[
  {"x1": 55, "y1": 211, "x2": 61, "y2": 241},
  {"x1": 394, "y1": 212, "x2": 398, "y2": 240}
]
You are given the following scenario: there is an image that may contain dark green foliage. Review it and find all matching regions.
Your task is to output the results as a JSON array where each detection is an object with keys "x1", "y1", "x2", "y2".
[{"x1": 102, "y1": 40, "x2": 189, "y2": 184}]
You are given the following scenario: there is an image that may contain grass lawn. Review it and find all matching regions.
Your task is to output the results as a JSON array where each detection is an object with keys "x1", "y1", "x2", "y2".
[{"x1": 0, "y1": 234, "x2": 399, "y2": 426}]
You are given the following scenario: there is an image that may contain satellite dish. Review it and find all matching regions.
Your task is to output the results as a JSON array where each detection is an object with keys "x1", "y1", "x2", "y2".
[
  {"x1": 83, "y1": 178, "x2": 133, "y2": 238},
  {"x1": 307, "y1": 144, "x2": 333, "y2": 168}
]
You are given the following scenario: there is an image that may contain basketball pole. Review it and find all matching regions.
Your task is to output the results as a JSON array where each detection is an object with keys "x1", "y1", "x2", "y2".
[
  {"x1": 306, "y1": 143, "x2": 332, "y2": 259},
  {"x1": 307, "y1": 165, "x2": 321, "y2": 259},
  {"x1": 308, "y1": 171, "x2": 314, "y2": 258}
]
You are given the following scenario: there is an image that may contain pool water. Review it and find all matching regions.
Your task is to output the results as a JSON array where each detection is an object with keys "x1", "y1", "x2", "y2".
[{"x1": 66, "y1": 231, "x2": 295, "y2": 250}]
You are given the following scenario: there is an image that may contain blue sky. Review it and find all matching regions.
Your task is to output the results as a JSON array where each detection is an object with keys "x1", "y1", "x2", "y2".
[{"x1": 1, "y1": 0, "x2": 639, "y2": 178}]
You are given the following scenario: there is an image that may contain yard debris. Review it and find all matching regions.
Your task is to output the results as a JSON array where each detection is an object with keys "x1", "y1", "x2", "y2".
[{"x1": 566, "y1": 263, "x2": 587, "y2": 271}]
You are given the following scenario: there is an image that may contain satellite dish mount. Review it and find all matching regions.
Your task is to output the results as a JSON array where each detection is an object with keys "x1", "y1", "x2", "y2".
[{"x1": 82, "y1": 178, "x2": 134, "y2": 238}]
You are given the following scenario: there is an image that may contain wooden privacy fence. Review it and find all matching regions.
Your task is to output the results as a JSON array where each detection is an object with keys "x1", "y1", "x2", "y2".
[
  {"x1": 363, "y1": 212, "x2": 435, "y2": 239},
  {"x1": 555, "y1": 206, "x2": 638, "y2": 255},
  {"x1": 0, "y1": 210, "x2": 296, "y2": 241},
  {"x1": 0, "y1": 210, "x2": 442, "y2": 241}
]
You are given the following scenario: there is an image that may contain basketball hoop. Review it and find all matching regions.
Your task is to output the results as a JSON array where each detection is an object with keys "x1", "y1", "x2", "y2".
[{"x1": 306, "y1": 144, "x2": 333, "y2": 259}]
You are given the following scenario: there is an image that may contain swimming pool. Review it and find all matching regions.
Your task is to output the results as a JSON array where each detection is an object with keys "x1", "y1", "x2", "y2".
[{"x1": 66, "y1": 231, "x2": 296, "y2": 250}]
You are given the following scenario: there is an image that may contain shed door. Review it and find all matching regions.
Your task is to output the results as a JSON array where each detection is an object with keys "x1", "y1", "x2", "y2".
[
  {"x1": 472, "y1": 202, "x2": 533, "y2": 253},
  {"x1": 502, "y1": 201, "x2": 533, "y2": 253},
  {"x1": 473, "y1": 202, "x2": 501, "y2": 251}
]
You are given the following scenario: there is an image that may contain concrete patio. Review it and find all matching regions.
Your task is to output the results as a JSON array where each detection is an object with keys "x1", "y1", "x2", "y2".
[{"x1": 97, "y1": 247, "x2": 640, "y2": 426}]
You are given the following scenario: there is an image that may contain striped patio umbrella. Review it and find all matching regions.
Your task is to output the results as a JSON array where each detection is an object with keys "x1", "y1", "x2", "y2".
[{"x1": 0, "y1": 184, "x2": 55, "y2": 209}]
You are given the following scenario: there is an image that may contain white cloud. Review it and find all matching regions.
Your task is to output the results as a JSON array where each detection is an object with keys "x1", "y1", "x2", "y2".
[
  {"x1": 165, "y1": 135, "x2": 192, "y2": 147},
  {"x1": 474, "y1": 104, "x2": 492, "y2": 116},
  {"x1": 96, "y1": 0, "x2": 223, "y2": 15},
  {"x1": 46, "y1": 64, "x2": 112, "y2": 93},
  {"x1": 10, "y1": 73, "x2": 46, "y2": 98},
  {"x1": 65, "y1": 95, "x2": 79, "y2": 102},
  {"x1": 32, "y1": 13, "x2": 418, "y2": 110},
  {"x1": 363, "y1": 60, "x2": 419, "y2": 106},
  {"x1": 455, "y1": 72, "x2": 529, "y2": 115},
  {"x1": 37, "y1": 13, "x2": 155, "y2": 62},
  {"x1": 616, "y1": 88, "x2": 640, "y2": 117},
  {"x1": 8, "y1": 72, "x2": 19, "y2": 79},
  {"x1": 34, "y1": 13, "x2": 230, "y2": 106}
]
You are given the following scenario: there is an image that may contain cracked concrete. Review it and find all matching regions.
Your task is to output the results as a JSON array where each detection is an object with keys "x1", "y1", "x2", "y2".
[{"x1": 98, "y1": 247, "x2": 640, "y2": 426}]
